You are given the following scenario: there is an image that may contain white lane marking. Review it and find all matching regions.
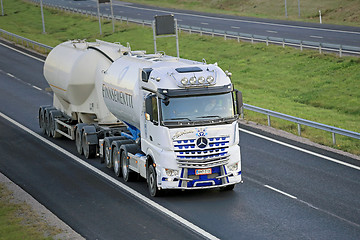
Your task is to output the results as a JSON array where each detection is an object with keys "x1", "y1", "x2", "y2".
[
  {"x1": 266, "y1": 30, "x2": 278, "y2": 34},
  {"x1": 7, "y1": 73, "x2": 15, "y2": 78},
  {"x1": 240, "y1": 128, "x2": 360, "y2": 171},
  {"x1": 201, "y1": 22, "x2": 209, "y2": 25},
  {"x1": 264, "y1": 185, "x2": 297, "y2": 199},
  {"x1": 246, "y1": 177, "x2": 360, "y2": 228},
  {"x1": 32, "y1": 85, "x2": 42, "y2": 91},
  {"x1": 231, "y1": 26, "x2": 240, "y2": 29},
  {"x1": 310, "y1": 35, "x2": 323, "y2": 39},
  {"x1": 0, "y1": 42, "x2": 45, "y2": 62},
  {"x1": 0, "y1": 112, "x2": 220, "y2": 240},
  {"x1": 109, "y1": 4, "x2": 360, "y2": 35}
]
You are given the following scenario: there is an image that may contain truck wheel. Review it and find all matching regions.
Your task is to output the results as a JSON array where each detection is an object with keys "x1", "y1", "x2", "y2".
[
  {"x1": 75, "y1": 127, "x2": 83, "y2": 155},
  {"x1": 220, "y1": 184, "x2": 235, "y2": 191},
  {"x1": 148, "y1": 164, "x2": 161, "y2": 197},
  {"x1": 121, "y1": 151, "x2": 136, "y2": 182},
  {"x1": 82, "y1": 126, "x2": 97, "y2": 159},
  {"x1": 39, "y1": 105, "x2": 50, "y2": 134},
  {"x1": 49, "y1": 110, "x2": 62, "y2": 138},
  {"x1": 44, "y1": 107, "x2": 55, "y2": 137},
  {"x1": 82, "y1": 133, "x2": 96, "y2": 159},
  {"x1": 113, "y1": 146, "x2": 121, "y2": 177},
  {"x1": 104, "y1": 139, "x2": 112, "y2": 168}
]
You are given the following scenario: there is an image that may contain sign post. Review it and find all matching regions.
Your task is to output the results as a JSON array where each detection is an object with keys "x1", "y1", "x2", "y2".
[
  {"x1": 97, "y1": 0, "x2": 111, "y2": 35},
  {"x1": 153, "y1": 15, "x2": 179, "y2": 58}
]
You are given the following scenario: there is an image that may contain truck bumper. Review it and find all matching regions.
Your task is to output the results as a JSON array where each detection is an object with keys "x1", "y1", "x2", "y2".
[{"x1": 159, "y1": 166, "x2": 242, "y2": 190}]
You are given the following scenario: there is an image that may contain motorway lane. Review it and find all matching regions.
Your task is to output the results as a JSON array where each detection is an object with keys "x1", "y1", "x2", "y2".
[
  {"x1": 1, "y1": 42, "x2": 360, "y2": 239},
  {"x1": 39, "y1": 0, "x2": 360, "y2": 47}
]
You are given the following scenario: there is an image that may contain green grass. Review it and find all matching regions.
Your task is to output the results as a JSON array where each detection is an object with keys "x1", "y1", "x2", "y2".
[
  {"x1": 124, "y1": 0, "x2": 360, "y2": 27},
  {"x1": 0, "y1": 184, "x2": 60, "y2": 240},
  {"x1": 0, "y1": 0, "x2": 359, "y2": 155}
]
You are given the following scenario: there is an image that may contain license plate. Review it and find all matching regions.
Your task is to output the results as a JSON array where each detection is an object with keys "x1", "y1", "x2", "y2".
[{"x1": 195, "y1": 168, "x2": 212, "y2": 175}]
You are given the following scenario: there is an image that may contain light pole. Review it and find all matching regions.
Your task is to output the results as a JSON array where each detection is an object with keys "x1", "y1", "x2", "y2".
[
  {"x1": 40, "y1": 0, "x2": 46, "y2": 33},
  {"x1": 1, "y1": 0, "x2": 4, "y2": 16},
  {"x1": 298, "y1": 0, "x2": 301, "y2": 17},
  {"x1": 110, "y1": 0, "x2": 115, "y2": 33},
  {"x1": 285, "y1": 0, "x2": 288, "y2": 18},
  {"x1": 97, "y1": 0, "x2": 102, "y2": 35}
]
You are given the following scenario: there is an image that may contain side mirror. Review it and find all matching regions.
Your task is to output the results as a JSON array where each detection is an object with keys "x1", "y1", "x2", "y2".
[
  {"x1": 235, "y1": 89, "x2": 243, "y2": 115},
  {"x1": 142, "y1": 68, "x2": 153, "y2": 82}
]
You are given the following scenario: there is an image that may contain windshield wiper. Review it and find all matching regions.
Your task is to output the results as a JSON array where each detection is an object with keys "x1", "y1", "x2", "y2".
[
  {"x1": 166, "y1": 117, "x2": 191, "y2": 121},
  {"x1": 196, "y1": 115, "x2": 221, "y2": 119}
]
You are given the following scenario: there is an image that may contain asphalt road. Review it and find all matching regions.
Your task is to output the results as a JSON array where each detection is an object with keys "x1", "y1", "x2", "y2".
[
  {"x1": 39, "y1": 0, "x2": 360, "y2": 47},
  {"x1": 0, "y1": 41, "x2": 360, "y2": 239}
]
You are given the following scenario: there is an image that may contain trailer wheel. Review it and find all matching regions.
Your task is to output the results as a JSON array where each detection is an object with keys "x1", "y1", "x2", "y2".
[
  {"x1": 113, "y1": 146, "x2": 121, "y2": 177},
  {"x1": 39, "y1": 106, "x2": 50, "y2": 135},
  {"x1": 44, "y1": 107, "x2": 55, "y2": 137},
  {"x1": 81, "y1": 126, "x2": 97, "y2": 159},
  {"x1": 82, "y1": 133, "x2": 96, "y2": 159},
  {"x1": 49, "y1": 110, "x2": 62, "y2": 138},
  {"x1": 148, "y1": 164, "x2": 161, "y2": 197},
  {"x1": 75, "y1": 127, "x2": 83, "y2": 155}
]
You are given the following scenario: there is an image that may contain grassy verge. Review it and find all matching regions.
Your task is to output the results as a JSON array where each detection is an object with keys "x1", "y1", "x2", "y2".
[
  {"x1": 0, "y1": 0, "x2": 359, "y2": 155},
  {"x1": 124, "y1": 0, "x2": 360, "y2": 27},
  {"x1": 0, "y1": 184, "x2": 60, "y2": 240}
]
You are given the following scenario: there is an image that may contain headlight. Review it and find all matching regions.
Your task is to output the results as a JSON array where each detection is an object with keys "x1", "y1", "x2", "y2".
[
  {"x1": 189, "y1": 76, "x2": 197, "y2": 84},
  {"x1": 165, "y1": 168, "x2": 179, "y2": 177},
  {"x1": 181, "y1": 77, "x2": 188, "y2": 85},
  {"x1": 206, "y1": 76, "x2": 215, "y2": 84},
  {"x1": 227, "y1": 162, "x2": 238, "y2": 172},
  {"x1": 198, "y1": 76, "x2": 205, "y2": 84}
]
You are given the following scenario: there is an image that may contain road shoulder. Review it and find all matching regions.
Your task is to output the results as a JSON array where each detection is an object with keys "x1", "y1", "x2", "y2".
[{"x1": 0, "y1": 172, "x2": 84, "y2": 240}]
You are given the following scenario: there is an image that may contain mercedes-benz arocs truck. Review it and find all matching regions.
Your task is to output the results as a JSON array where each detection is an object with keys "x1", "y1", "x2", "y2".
[{"x1": 39, "y1": 39, "x2": 243, "y2": 196}]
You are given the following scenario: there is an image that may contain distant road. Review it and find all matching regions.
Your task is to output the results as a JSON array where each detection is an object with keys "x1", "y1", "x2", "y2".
[{"x1": 41, "y1": 0, "x2": 360, "y2": 47}]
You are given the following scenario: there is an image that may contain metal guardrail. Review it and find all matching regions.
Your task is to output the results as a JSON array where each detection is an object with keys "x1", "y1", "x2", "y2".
[
  {"x1": 0, "y1": 28, "x2": 52, "y2": 53},
  {"x1": 30, "y1": 0, "x2": 360, "y2": 57},
  {"x1": 243, "y1": 104, "x2": 360, "y2": 145},
  {"x1": 1, "y1": 24, "x2": 359, "y2": 146}
]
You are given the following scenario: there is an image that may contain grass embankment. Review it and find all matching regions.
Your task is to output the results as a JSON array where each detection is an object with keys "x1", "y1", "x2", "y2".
[
  {"x1": 125, "y1": 0, "x2": 360, "y2": 27},
  {"x1": 0, "y1": 184, "x2": 60, "y2": 240},
  {"x1": 0, "y1": 0, "x2": 359, "y2": 155}
]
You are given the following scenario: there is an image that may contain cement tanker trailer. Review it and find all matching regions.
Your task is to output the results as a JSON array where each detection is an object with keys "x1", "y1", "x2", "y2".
[{"x1": 39, "y1": 39, "x2": 243, "y2": 196}]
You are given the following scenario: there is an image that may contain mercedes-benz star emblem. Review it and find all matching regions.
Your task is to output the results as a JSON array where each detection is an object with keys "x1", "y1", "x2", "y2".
[{"x1": 196, "y1": 137, "x2": 208, "y2": 149}]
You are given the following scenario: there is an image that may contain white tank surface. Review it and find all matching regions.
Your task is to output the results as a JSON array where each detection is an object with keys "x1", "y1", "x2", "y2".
[{"x1": 44, "y1": 40, "x2": 130, "y2": 123}]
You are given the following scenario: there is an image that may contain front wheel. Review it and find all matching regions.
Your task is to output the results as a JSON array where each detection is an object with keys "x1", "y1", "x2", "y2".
[
  {"x1": 220, "y1": 184, "x2": 235, "y2": 191},
  {"x1": 147, "y1": 164, "x2": 161, "y2": 197}
]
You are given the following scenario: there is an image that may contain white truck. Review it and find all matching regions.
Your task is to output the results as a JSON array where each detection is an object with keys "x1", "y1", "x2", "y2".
[{"x1": 39, "y1": 39, "x2": 243, "y2": 196}]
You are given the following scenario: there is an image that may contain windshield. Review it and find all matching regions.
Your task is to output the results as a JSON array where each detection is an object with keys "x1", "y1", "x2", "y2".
[{"x1": 161, "y1": 93, "x2": 235, "y2": 123}]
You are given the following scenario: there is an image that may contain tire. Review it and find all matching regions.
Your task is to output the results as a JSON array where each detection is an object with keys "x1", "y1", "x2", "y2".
[
  {"x1": 82, "y1": 126, "x2": 97, "y2": 159},
  {"x1": 39, "y1": 105, "x2": 50, "y2": 135},
  {"x1": 104, "y1": 139, "x2": 112, "y2": 168},
  {"x1": 49, "y1": 110, "x2": 62, "y2": 138},
  {"x1": 148, "y1": 164, "x2": 161, "y2": 197},
  {"x1": 75, "y1": 123, "x2": 87, "y2": 155},
  {"x1": 220, "y1": 184, "x2": 235, "y2": 191},
  {"x1": 82, "y1": 132, "x2": 96, "y2": 159},
  {"x1": 44, "y1": 107, "x2": 56, "y2": 137},
  {"x1": 121, "y1": 150, "x2": 137, "y2": 182},
  {"x1": 113, "y1": 145, "x2": 121, "y2": 177}
]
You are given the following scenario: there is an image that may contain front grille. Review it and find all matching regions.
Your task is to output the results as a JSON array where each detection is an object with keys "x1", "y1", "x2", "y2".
[{"x1": 174, "y1": 136, "x2": 230, "y2": 168}]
